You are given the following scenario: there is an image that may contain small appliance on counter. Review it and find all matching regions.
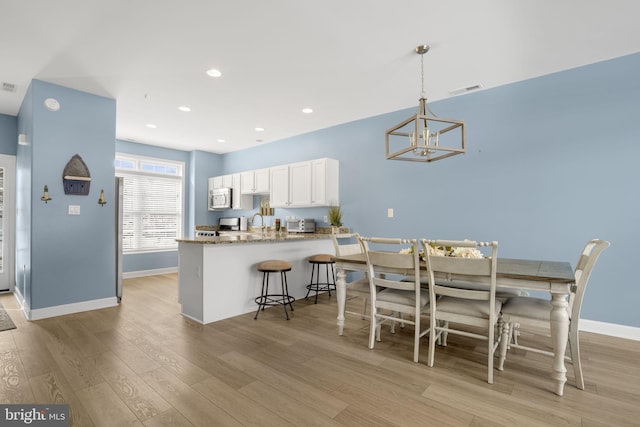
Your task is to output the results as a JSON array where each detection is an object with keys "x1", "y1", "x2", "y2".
[
  {"x1": 286, "y1": 218, "x2": 316, "y2": 233},
  {"x1": 219, "y1": 217, "x2": 240, "y2": 231}
]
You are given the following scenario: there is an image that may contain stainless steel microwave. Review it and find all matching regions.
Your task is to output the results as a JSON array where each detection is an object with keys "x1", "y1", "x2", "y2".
[{"x1": 209, "y1": 187, "x2": 232, "y2": 210}]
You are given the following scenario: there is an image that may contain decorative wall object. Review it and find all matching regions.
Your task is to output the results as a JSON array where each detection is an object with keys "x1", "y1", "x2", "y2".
[
  {"x1": 62, "y1": 154, "x2": 91, "y2": 195},
  {"x1": 40, "y1": 185, "x2": 52, "y2": 203}
]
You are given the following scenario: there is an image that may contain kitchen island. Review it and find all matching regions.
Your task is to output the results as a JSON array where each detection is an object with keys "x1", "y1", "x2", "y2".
[{"x1": 176, "y1": 232, "x2": 334, "y2": 324}]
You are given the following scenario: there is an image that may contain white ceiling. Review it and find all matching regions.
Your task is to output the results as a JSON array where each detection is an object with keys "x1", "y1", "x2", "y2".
[{"x1": 1, "y1": 1, "x2": 639, "y2": 154}]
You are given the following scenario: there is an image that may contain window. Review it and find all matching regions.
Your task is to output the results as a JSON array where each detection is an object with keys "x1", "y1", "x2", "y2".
[{"x1": 116, "y1": 154, "x2": 184, "y2": 253}]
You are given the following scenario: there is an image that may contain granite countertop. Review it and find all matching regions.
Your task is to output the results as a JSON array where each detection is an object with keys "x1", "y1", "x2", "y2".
[{"x1": 177, "y1": 232, "x2": 332, "y2": 245}]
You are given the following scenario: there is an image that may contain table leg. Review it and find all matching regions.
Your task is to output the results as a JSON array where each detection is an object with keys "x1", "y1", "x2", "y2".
[
  {"x1": 550, "y1": 291, "x2": 569, "y2": 396},
  {"x1": 336, "y1": 268, "x2": 346, "y2": 335}
]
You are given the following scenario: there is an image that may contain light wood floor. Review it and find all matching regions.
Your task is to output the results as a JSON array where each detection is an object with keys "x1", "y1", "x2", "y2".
[{"x1": 1, "y1": 274, "x2": 639, "y2": 426}]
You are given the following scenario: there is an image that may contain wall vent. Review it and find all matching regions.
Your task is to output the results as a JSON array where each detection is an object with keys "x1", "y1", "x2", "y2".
[
  {"x1": 1, "y1": 82, "x2": 17, "y2": 92},
  {"x1": 449, "y1": 83, "x2": 483, "y2": 96}
]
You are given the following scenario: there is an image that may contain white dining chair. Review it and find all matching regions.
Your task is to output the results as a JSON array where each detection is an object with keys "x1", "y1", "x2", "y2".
[
  {"x1": 331, "y1": 233, "x2": 370, "y2": 319},
  {"x1": 421, "y1": 239, "x2": 503, "y2": 384},
  {"x1": 497, "y1": 239, "x2": 610, "y2": 390},
  {"x1": 359, "y1": 237, "x2": 430, "y2": 363}
]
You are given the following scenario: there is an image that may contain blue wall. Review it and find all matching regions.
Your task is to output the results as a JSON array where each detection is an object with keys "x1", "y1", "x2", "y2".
[
  {"x1": 0, "y1": 114, "x2": 17, "y2": 155},
  {"x1": 0, "y1": 52, "x2": 637, "y2": 326},
  {"x1": 17, "y1": 80, "x2": 116, "y2": 310},
  {"x1": 219, "y1": 52, "x2": 640, "y2": 327}
]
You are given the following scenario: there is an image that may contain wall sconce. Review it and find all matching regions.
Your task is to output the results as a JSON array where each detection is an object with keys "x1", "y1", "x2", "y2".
[
  {"x1": 98, "y1": 189, "x2": 107, "y2": 206},
  {"x1": 41, "y1": 185, "x2": 52, "y2": 203}
]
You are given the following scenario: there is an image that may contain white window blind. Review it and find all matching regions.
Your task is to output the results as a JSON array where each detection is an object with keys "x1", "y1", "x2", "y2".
[{"x1": 116, "y1": 154, "x2": 183, "y2": 253}]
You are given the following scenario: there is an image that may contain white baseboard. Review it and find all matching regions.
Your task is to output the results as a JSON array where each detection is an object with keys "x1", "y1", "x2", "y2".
[
  {"x1": 12, "y1": 286, "x2": 25, "y2": 312},
  {"x1": 581, "y1": 319, "x2": 640, "y2": 341},
  {"x1": 123, "y1": 267, "x2": 178, "y2": 279},
  {"x1": 25, "y1": 297, "x2": 118, "y2": 321}
]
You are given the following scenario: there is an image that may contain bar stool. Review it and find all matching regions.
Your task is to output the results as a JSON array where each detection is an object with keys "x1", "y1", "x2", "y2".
[
  {"x1": 255, "y1": 260, "x2": 295, "y2": 320},
  {"x1": 305, "y1": 254, "x2": 336, "y2": 303}
]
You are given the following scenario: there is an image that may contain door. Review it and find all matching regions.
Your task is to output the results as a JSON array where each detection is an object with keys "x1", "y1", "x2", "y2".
[{"x1": 0, "y1": 154, "x2": 16, "y2": 292}]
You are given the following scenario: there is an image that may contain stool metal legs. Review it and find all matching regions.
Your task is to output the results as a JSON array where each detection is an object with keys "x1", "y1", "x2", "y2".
[
  {"x1": 255, "y1": 270, "x2": 295, "y2": 320},
  {"x1": 305, "y1": 262, "x2": 336, "y2": 303}
]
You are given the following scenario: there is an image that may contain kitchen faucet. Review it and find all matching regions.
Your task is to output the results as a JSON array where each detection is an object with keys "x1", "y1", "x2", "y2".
[{"x1": 250, "y1": 212, "x2": 264, "y2": 232}]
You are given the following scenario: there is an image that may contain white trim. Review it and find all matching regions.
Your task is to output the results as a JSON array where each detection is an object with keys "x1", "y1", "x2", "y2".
[
  {"x1": 180, "y1": 312, "x2": 205, "y2": 324},
  {"x1": 123, "y1": 267, "x2": 178, "y2": 279},
  {"x1": 581, "y1": 319, "x2": 640, "y2": 341},
  {"x1": 0, "y1": 154, "x2": 16, "y2": 292},
  {"x1": 26, "y1": 297, "x2": 118, "y2": 321},
  {"x1": 12, "y1": 285, "x2": 25, "y2": 313}
]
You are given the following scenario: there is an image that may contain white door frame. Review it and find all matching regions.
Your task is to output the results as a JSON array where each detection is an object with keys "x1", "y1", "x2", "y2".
[{"x1": 0, "y1": 154, "x2": 16, "y2": 292}]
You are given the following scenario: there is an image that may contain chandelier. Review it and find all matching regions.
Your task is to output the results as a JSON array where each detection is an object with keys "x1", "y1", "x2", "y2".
[{"x1": 385, "y1": 45, "x2": 465, "y2": 162}]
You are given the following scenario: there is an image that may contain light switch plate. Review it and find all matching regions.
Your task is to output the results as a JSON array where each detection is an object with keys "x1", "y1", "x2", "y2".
[
  {"x1": 387, "y1": 208, "x2": 394, "y2": 218},
  {"x1": 68, "y1": 205, "x2": 81, "y2": 215}
]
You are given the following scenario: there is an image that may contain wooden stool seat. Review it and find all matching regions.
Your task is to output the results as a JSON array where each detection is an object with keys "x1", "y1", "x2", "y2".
[
  {"x1": 307, "y1": 254, "x2": 335, "y2": 264},
  {"x1": 305, "y1": 253, "x2": 336, "y2": 304},
  {"x1": 255, "y1": 259, "x2": 295, "y2": 320},
  {"x1": 258, "y1": 260, "x2": 292, "y2": 272}
]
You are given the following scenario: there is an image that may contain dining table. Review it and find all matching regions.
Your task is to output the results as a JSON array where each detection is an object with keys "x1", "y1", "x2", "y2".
[{"x1": 331, "y1": 253, "x2": 576, "y2": 396}]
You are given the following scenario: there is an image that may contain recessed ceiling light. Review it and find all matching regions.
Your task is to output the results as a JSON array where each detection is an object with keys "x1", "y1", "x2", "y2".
[
  {"x1": 302, "y1": 107, "x2": 313, "y2": 114},
  {"x1": 178, "y1": 106, "x2": 191, "y2": 112},
  {"x1": 206, "y1": 68, "x2": 222, "y2": 78},
  {"x1": 255, "y1": 127, "x2": 265, "y2": 132},
  {"x1": 256, "y1": 139, "x2": 263, "y2": 143},
  {"x1": 146, "y1": 124, "x2": 157, "y2": 129},
  {"x1": 217, "y1": 138, "x2": 226, "y2": 143}
]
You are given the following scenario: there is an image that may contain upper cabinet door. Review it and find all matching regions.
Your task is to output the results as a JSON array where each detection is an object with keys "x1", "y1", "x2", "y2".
[
  {"x1": 269, "y1": 165, "x2": 290, "y2": 207},
  {"x1": 241, "y1": 168, "x2": 270, "y2": 194},
  {"x1": 212, "y1": 175, "x2": 224, "y2": 190},
  {"x1": 288, "y1": 161, "x2": 312, "y2": 207},
  {"x1": 232, "y1": 173, "x2": 252, "y2": 210},
  {"x1": 240, "y1": 171, "x2": 255, "y2": 194},
  {"x1": 254, "y1": 168, "x2": 270, "y2": 193},
  {"x1": 311, "y1": 158, "x2": 339, "y2": 206}
]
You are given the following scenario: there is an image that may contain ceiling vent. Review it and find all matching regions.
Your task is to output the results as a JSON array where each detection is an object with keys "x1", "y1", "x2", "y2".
[
  {"x1": 449, "y1": 83, "x2": 483, "y2": 96},
  {"x1": 1, "y1": 82, "x2": 17, "y2": 93}
]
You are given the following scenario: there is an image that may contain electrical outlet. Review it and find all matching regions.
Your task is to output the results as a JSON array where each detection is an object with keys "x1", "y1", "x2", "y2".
[
  {"x1": 68, "y1": 205, "x2": 81, "y2": 215},
  {"x1": 324, "y1": 215, "x2": 329, "y2": 223},
  {"x1": 387, "y1": 208, "x2": 394, "y2": 218}
]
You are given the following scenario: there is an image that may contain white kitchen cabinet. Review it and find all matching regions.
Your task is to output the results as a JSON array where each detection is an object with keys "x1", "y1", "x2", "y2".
[
  {"x1": 269, "y1": 165, "x2": 290, "y2": 207},
  {"x1": 310, "y1": 158, "x2": 339, "y2": 206},
  {"x1": 211, "y1": 174, "x2": 232, "y2": 190},
  {"x1": 269, "y1": 158, "x2": 339, "y2": 208},
  {"x1": 240, "y1": 167, "x2": 270, "y2": 194},
  {"x1": 289, "y1": 161, "x2": 312, "y2": 207},
  {"x1": 209, "y1": 174, "x2": 252, "y2": 210},
  {"x1": 231, "y1": 174, "x2": 253, "y2": 209}
]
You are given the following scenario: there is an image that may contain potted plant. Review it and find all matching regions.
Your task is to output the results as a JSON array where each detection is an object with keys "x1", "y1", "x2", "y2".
[{"x1": 328, "y1": 205, "x2": 343, "y2": 234}]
